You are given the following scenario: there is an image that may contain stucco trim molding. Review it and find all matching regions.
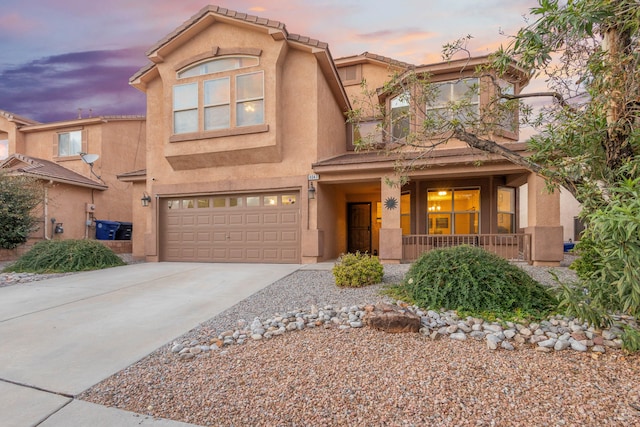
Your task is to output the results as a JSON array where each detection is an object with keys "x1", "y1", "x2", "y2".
[{"x1": 169, "y1": 124, "x2": 269, "y2": 143}]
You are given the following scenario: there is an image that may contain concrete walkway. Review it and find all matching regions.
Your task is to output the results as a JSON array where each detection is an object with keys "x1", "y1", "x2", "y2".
[{"x1": 0, "y1": 262, "x2": 300, "y2": 427}]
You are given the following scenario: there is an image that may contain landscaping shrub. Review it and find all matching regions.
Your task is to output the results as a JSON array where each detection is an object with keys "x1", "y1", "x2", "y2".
[
  {"x1": 3, "y1": 239, "x2": 126, "y2": 273},
  {"x1": 401, "y1": 245, "x2": 556, "y2": 318},
  {"x1": 332, "y1": 251, "x2": 384, "y2": 287}
]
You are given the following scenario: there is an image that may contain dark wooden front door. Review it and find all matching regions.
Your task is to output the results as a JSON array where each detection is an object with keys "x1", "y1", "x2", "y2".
[{"x1": 347, "y1": 202, "x2": 371, "y2": 254}]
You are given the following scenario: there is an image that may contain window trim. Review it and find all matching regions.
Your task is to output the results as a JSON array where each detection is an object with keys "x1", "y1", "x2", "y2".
[{"x1": 177, "y1": 55, "x2": 260, "y2": 79}]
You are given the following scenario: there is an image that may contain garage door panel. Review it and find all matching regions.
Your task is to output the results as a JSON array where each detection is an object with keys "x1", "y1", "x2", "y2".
[
  {"x1": 197, "y1": 215, "x2": 211, "y2": 225},
  {"x1": 281, "y1": 212, "x2": 298, "y2": 224},
  {"x1": 197, "y1": 232, "x2": 211, "y2": 242},
  {"x1": 246, "y1": 231, "x2": 261, "y2": 242},
  {"x1": 263, "y1": 213, "x2": 278, "y2": 224},
  {"x1": 182, "y1": 215, "x2": 196, "y2": 226},
  {"x1": 281, "y1": 231, "x2": 297, "y2": 242},
  {"x1": 229, "y1": 214, "x2": 243, "y2": 225},
  {"x1": 228, "y1": 231, "x2": 243, "y2": 242},
  {"x1": 213, "y1": 214, "x2": 227, "y2": 225},
  {"x1": 161, "y1": 192, "x2": 300, "y2": 263},
  {"x1": 246, "y1": 214, "x2": 261, "y2": 225},
  {"x1": 263, "y1": 231, "x2": 278, "y2": 242},
  {"x1": 212, "y1": 232, "x2": 227, "y2": 242}
]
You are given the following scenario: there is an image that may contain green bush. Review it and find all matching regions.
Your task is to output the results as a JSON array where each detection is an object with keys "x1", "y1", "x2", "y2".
[
  {"x1": 3, "y1": 239, "x2": 126, "y2": 273},
  {"x1": 401, "y1": 245, "x2": 556, "y2": 318},
  {"x1": 332, "y1": 252, "x2": 384, "y2": 287},
  {"x1": 0, "y1": 171, "x2": 42, "y2": 249}
]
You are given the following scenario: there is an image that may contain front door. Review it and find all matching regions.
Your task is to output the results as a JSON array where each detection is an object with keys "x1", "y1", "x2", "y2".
[{"x1": 347, "y1": 202, "x2": 371, "y2": 254}]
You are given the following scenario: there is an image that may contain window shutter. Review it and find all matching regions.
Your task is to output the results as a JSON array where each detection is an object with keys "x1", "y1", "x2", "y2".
[{"x1": 81, "y1": 130, "x2": 88, "y2": 154}]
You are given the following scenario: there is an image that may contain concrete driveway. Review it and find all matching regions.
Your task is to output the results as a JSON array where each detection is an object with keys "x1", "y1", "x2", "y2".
[{"x1": 0, "y1": 262, "x2": 300, "y2": 426}]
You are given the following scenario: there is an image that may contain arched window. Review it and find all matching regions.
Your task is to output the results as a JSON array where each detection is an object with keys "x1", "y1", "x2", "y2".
[{"x1": 178, "y1": 56, "x2": 259, "y2": 79}]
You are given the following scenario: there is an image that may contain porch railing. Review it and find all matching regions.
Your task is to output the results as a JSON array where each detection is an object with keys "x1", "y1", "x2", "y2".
[{"x1": 402, "y1": 234, "x2": 531, "y2": 263}]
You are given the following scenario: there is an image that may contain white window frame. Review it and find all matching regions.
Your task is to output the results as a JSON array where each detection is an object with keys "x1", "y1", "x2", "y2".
[{"x1": 57, "y1": 130, "x2": 83, "y2": 157}]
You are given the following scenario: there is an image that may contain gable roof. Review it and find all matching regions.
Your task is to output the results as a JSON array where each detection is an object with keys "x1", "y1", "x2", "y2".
[
  {"x1": 129, "y1": 5, "x2": 350, "y2": 111},
  {"x1": 334, "y1": 52, "x2": 413, "y2": 70},
  {"x1": 0, "y1": 153, "x2": 108, "y2": 190},
  {"x1": 0, "y1": 109, "x2": 40, "y2": 126}
]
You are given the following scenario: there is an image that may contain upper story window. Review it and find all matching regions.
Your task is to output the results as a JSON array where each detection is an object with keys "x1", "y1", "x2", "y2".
[
  {"x1": 497, "y1": 80, "x2": 517, "y2": 133},
  {"x1": 390, "y1": 92, "x2": 410, "y2": 140},
  {"x1": 173, "y1": 55, "x2": 264, "y2": 135},
  {"x1": 427, "y1": 78, "x2": 479, "y2": 121},
  {"x1": 57, "y1": 130, "x2": 82, "y2": 157},
  {"x1": 178, "y1": 56, "x2": 259, "y2": 78}
]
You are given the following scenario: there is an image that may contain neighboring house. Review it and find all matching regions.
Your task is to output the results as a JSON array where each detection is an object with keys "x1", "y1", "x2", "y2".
[
  {"x1": 0, "y1": 111, "x2": 145, "y2": 256},
  {"x1": 125, "y1": 5, "x2": 564, "y2": 266}
]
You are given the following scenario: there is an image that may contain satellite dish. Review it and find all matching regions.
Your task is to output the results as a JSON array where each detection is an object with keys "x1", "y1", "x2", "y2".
[{"x1": 80, "y1": 153, "x2": 99, "y2": 165}]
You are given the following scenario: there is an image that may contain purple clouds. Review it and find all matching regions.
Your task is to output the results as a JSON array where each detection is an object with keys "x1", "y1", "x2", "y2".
[{"x1": 0, "y1": 47, "x2": 147, "y2": 122}]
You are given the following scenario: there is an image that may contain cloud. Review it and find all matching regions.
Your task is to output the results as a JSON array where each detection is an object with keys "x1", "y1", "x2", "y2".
[
  {"x1": 0, "y1": 12, "x2": 37, "y2": 36},
  {"x1": 0, "y1": 48, "x2": 146, "y2": 122}
]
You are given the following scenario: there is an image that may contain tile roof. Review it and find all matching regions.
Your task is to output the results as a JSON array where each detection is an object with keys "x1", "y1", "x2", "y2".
[
  {"x1": 132, "y1": 5, "x2": 333, "y2": 83},
  {"x1": 0, "y1": 109, "x2": 41, "y2": 126},
  {"x1": 0, "y1": 153, "x2": 107, "y2": 190},
  {"x1": 335, "y1": 52, "x2": 414, "y2": 69}
]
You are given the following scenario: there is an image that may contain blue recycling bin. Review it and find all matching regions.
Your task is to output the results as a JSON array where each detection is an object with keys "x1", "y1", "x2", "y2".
[
  {"x1": 563, "y1": 242, "x2": 576, "y2": 252},
  {"x1": 95, "y1": 220, "x2": 120, "y2": 240}
]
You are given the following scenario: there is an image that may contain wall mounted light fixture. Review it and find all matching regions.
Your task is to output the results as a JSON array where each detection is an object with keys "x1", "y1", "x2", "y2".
[
  {"x1": 308, "y1": 182, "x2": 316, "y2": 200},
  {"x1": 141, "y1": 192, "x2": 152, "y2": 207}
]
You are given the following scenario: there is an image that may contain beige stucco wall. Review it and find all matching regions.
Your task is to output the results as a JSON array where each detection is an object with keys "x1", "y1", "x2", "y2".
[{"x1": 139, "y1": 18, "x2": 348, "y2": 261}]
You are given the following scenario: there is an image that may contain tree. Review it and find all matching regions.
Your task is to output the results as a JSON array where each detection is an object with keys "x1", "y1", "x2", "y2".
[
  {"x1": 349, "y1": 0, "x2": 639, "y2": 323},
  {"x1": 0, "y1": 171, "x2": 42, "y2": 249}
]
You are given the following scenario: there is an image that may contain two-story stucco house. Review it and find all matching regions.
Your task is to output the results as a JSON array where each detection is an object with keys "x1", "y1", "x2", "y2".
[
  {"x1": 0, "y1": 111, "x2": 145, "y2": 257},
  {"x1": 126, "y1": 5, "x2": 563, "y2": 266}
]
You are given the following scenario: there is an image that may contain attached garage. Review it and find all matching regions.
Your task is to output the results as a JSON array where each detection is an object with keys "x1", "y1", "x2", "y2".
[{"x1": 160, "y1": 192, "x2": 300, "y2": 263}]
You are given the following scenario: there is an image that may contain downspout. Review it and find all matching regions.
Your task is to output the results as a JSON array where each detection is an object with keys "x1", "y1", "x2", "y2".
[{"x1": 43, "y1": 180, "x2": 53, "y2": 240}]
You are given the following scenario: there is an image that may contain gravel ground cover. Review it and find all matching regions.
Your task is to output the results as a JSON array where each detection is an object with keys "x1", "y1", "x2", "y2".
[{"x1": 79, "y1": 261, "x2": 640, "y2": 427}]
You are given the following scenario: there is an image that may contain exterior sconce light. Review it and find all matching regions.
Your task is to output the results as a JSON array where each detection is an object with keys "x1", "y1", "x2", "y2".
[
  {"x1": 308, "y1": 182, "x2": 316, "y2": 200},
  {"x1": 141, "y1": 192, "x2": 152, "y2": 207}
]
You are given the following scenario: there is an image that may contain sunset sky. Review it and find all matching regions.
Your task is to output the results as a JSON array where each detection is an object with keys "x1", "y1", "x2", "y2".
[{"x1": 0, "y1": 0, "x2": 541, "y2": 125}]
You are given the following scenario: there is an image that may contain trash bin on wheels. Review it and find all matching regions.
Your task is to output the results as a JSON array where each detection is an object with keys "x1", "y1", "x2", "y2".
[
  {"x1": 115, "y1": 222, "x2": 133, "y2": 240},
  {"x1": 95, "y1": 220, "x2": 120, "y2": 240}
]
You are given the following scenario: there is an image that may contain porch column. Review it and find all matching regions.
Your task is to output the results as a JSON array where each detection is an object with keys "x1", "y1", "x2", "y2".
[
  {"x1": 525, "y1": 173, "x2": 563, "y2": 266},
  {"x1": 302, "y1": 181, "x2": 323, "y2": 263},
  {"x1": 379, "y1": 177, "x2": 402, "y2": 264}
]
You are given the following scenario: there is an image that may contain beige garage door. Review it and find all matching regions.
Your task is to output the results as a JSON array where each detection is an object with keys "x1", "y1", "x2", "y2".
[{"x1": 160, "y1": 192, "x2": 300, "y2": 263}]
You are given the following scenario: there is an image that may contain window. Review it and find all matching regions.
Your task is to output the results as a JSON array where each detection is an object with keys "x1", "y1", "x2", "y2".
[
  {"x1": 173, "y1": 83, "x2": 198, "y2": 134},
  {"x1": 0, "y1": 139, "x2": 8, "y2": 160},
  {"x1": 426, "y1": 78, "x2": 479, "y2": 122},
  {"x1": 497, "y1": 187, "x2": 515, "y2": 233},
  {"x1": 390, "y1": 92, "x2": 410, "y2": 140},
  {"x1": 427, "y1": 188, "x2": 480, "y2": 235},
  {"x1": 57, "y1": 131, "x2": 82, "y2": 157},
  {"x1": 497, "y1": 80, "x2": 517, "y2": 133},
  {"x1": 178, "y1": 56, "x2": 259, "y2": 79},
  {"x1": 236, "y1": 72, "x2": 264, "y2": 127},
  {"x1": 353, "y1": 120, "x2": 383, "y2": 145},
  {"x1": 401, "y1": 193, "x2": 411, "y2": 235},
  {"x1": 173, "y1": 56, "x2": 264, "y2": 135},
  {"x1": 204, "y1": 78, "x2": 230, "y2": 130}
]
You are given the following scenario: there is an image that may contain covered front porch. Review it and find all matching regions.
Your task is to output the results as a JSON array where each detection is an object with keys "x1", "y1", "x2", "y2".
[{"x1": 310, "y1": 150, "x2": 564, "y2": 266}]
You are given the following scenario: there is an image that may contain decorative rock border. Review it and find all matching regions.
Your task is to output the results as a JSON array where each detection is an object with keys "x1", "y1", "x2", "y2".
[{"x1": 170, "y1": 302, "x2": 638, "y2": 360}]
